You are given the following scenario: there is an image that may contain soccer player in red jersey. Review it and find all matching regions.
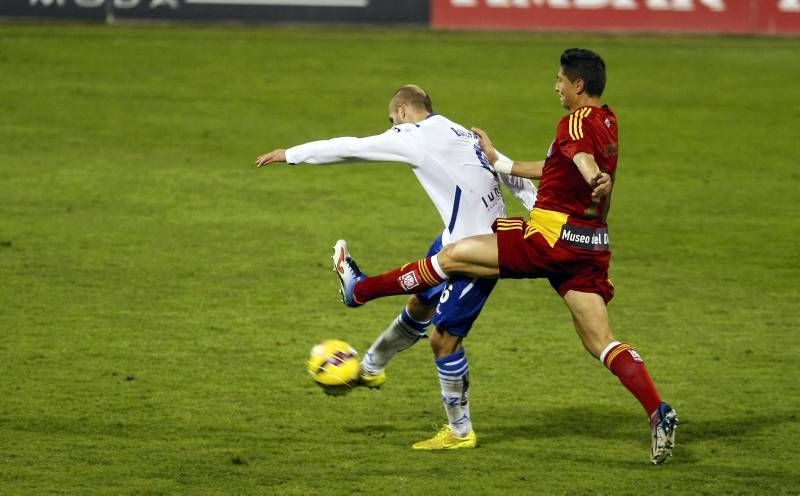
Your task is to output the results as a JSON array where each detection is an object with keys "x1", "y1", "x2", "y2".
[{"x1": 333, "y1": 48, "x2": 679, "y2": 464}]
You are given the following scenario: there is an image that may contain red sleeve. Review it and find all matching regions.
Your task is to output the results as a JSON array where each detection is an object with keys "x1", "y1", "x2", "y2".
[{"x1": 558, "y1": 110, "x2": 595, "y2": 159}]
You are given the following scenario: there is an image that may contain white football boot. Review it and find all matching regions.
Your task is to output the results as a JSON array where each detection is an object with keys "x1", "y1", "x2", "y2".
[
  {"x1": 332, "y1": 240, "x2": 366, "y2": 308},
  {"x1": 650, "y1": 402, "x2": 679, "y2": 464}
]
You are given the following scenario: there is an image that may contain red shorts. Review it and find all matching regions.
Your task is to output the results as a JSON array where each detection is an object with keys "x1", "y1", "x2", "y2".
[{"x1": 493, "y1": 217, "x2": 615, "y2": 303}]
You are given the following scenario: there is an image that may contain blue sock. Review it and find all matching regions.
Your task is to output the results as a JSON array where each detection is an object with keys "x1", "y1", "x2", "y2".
[{"x1": 436, "y1": 348, "x2": 472, "y2": 437}]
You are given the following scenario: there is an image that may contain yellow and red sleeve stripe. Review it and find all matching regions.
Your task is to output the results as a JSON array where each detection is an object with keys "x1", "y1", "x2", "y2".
[{"x1": 568, "y1": 107, "x2": 592, "y2": 141}]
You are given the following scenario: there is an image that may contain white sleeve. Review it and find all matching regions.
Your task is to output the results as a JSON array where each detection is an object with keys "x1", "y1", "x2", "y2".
[
  {"x1": 284, "y1": 127, "x2": 424, "y2": 166},
  {"x1": 495, "y1": 149, "x2": 537, "y2": 211}
]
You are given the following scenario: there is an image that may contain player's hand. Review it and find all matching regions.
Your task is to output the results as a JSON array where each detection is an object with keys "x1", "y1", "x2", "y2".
[
  {"x1": 591, "y1": 172, "x2": 613, "y2": 198},
  {"x1": 255, "y1": 149, "x2": 287, "y2": 167},
  {"x1": 471, "y1": 127, "x2": 499, "y2": 165}
]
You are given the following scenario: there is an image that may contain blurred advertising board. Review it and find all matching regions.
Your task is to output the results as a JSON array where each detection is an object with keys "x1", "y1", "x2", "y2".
[
  {"x1": 3, "y1": 0, "x2": 798, "y2": 34},
  {"x1": 432, "y1": 0, "x2": 800, "y2": 35},
  {"x1": 0, "y1": 0, "x2": 428, "y2": 23}
]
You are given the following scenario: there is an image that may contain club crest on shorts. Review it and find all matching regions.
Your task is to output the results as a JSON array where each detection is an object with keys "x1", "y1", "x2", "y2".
[{"x1": 399, "y1": 271, "x2": 420, "y2": 291}]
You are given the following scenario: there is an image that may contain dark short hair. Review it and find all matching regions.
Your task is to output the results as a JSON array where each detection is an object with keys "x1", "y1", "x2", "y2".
[
  {"x1": 560, "y1": 48, "x2": 606, "y2": 97},
  {"x1": 393, "y1": 85, "x2": 433, "y2": 113}
]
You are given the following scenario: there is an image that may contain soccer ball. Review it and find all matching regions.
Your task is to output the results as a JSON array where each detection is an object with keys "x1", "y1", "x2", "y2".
[{"x1": 307, "y1": 339, "x2": 360, "y2": 395}]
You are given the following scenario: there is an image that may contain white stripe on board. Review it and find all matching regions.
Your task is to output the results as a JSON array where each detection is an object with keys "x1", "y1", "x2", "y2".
[{"x1": 184, "y1": 0, "x2": 368, "y2": 6}]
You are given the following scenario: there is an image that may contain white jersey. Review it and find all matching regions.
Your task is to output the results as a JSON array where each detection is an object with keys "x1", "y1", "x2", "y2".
[{"x1": 285, "y1": 114, "x2": 537, "y2": 245}]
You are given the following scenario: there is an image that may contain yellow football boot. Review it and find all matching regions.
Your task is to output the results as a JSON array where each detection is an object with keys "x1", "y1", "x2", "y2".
[
  {"x1": 412, "y1": 425, "x2": 477, "y2": 450},
  {"x1": 357, "y1": 370, "x2": 386, "y2": 389}
]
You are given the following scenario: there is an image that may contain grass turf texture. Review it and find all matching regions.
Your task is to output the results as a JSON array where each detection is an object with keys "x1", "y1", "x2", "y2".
[{"x1": 1, "y1": 23, "x2": 799, "y2": 494}]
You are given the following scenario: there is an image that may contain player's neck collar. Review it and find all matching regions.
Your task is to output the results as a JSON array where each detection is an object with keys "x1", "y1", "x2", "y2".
[{"x1": 570, "y1": 104, "x2": 601, "y2": 113}]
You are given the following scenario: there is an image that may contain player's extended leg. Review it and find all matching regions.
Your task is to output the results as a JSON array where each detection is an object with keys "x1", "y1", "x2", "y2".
[
  {"x1": 412, "y1": 327, "x2": 476, "y2": 451},
  {"x1": 359, "y1": 295, "x2": 435, "y2": 388},
  {"x1": 332, "y1": 235, "x2": 500, "y2": 307},
  {"x1": 410, "y1": 276, "x2": 493, "y2": 450},
  {"x1": 563, "y1": 290, "x2": 679, "y2": 464},
  {"x1": 436, "y1": 235, "x2": 500, "y2": 277}
]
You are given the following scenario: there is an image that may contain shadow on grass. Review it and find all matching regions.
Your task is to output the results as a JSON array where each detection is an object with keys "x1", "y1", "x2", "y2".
[
  {"x1": 482, "y1": 405, "x2": 794, "y2": 446},
  {"x1": 484, "y1": 405, "x2": 642, "y2": 443},
  {"x1": 343, "y1": 424, "x2": 401, "y2": 434},
  {"x1": 341, "y1": 418, "x2": 443, "y2": 436}
]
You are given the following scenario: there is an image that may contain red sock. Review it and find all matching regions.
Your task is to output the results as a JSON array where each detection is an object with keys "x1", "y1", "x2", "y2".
[
  {"x1": 603, "y1": 342, "x2": 662, "y2": 416},
  {"x1": 353, "y1": 257, "x2": 446, "y2": 304}
]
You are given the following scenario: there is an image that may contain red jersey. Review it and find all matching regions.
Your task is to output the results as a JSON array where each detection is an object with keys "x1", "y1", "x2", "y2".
[{"x1": 535, "y1": 105, "x2": 618, "y2": 229}]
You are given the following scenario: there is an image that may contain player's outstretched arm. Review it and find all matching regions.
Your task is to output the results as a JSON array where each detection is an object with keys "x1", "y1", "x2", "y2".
[
  {"x1": 257, "y1": 132, "x2": 422, "y2": 167},
  {"x1": 572, "y1": 152, "x2": 612, "y2": 199},
  {"x1": 471, "y1": 127, "x2": 544, "y2": 179},
  {"x1": 255, "y1": 149, "x2": 286, "y2": 167}
]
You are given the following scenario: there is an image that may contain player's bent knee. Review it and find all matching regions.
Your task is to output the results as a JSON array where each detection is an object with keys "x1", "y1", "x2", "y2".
[
  {"x1": 429, "y1": 327, "x2": 461, "y2": 358},
  {"x1": 437, "y1": 236, "x2": 499, "y2": 277},
  {"x1": 435, "y1": 243, "x2": 458, "y2": 274},
  {"x1": 406, "y1": 295, "x2": 435, "y2": 322}
]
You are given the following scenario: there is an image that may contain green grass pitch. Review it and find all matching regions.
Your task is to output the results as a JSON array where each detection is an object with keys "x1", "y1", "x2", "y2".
[{"x1": 1, "y1": 23, "x2": 799, "y2": 494}]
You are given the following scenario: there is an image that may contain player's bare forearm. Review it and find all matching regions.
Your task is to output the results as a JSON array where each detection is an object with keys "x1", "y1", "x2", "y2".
[
  {"x1": 507, "y1": 160, "x2": 544, "y2": 180},
  {"x1": 573, "y1": 152, "x2": 612, "y2": 198},
  {"x1": 255, "y1": 149, "x2": 287, "y2": 167},
  {"x1": 471, "y1": 126, "x2": 543, "y2": 179},
  {"x1": 573, "y1": 152, "x2": 601, "y2": 183}
]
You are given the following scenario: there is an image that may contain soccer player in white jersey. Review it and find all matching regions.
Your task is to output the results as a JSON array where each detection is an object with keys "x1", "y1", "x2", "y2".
[{"x1": 255, "y1": 85, "x2": 535, "y2": 449}]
